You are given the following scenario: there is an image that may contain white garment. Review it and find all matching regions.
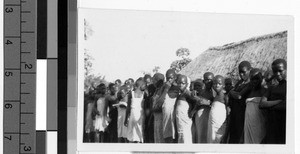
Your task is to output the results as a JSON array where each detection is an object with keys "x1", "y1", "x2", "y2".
[
  {"x1": 207, "y1": 101, "x2": 227, "y2": 143},
  {"x1": 162, "y1": 94, "x2": 176, "y2": 139},
  {"x1": 127, "y1": 91, "x2": 144, "y2": 142},
  {"x1": 175, "y1": 99, "x2": 193, "y2": 144},
  {"x1": 94, "y1": 97, "x2": 108, "y2": 132},
  {"x1": 117, "y1": 101, "x2": 128, "y2": 138},
  {"x1": 244, "y1": 97, "x2": 266, "y2": 143}
]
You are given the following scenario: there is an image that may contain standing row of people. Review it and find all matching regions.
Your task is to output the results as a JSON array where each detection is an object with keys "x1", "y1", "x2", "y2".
[{"x1": 84, "y1": 58, "x2": 287, "y2": 144}]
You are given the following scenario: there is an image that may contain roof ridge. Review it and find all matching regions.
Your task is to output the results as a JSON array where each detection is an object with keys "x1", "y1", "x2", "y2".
[{"x1": 208, "y1": 31, "x2": 287, "y2": 51}]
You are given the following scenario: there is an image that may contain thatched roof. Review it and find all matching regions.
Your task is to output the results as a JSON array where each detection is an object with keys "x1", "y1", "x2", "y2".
[{"x1": 180, "y1": 31, "x2": 287, "y2": 81}]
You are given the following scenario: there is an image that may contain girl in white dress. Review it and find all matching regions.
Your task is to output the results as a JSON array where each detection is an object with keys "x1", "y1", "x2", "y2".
[
  {"x1": 124, "y1": 78, "x2": 145, "y2": 143},
  {"x1": 94, "y1": 84, "x2": 108, "y2": 142},
  {"x1": 207, "y1": 75, "x2": 229, "y2": 143},
  {"x1": 84, "y1": 90, "x2": 97, "y2": 142}
]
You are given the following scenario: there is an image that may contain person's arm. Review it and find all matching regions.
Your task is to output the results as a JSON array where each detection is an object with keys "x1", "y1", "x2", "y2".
[
  {"x1": 259, "y1": 96, "x2": 283, "y2": 108},
  {"x1": 224, "y1": 94, "x2": 231, "y2": 116},
  {"x1": 188, "y1": 104, "x2": 198, "y2": 119},
  {"x1": 229, "y1": 84, "x2": 251, "y2": 100},
  {"x1": 196, "y1": 91, "x2": 212, "y2": 106},
  {"x1": 85, "y1": 103, "x2": 93, "y2": 133},
  {"x1": 192, "y1": 94, "x2": 211, "y2": 106},
  {"x1": 103, "y1": 97, "x2": 109, "y2": 122},
  {"x1": 229, "y1": 90, "x2": 240, "y2": 99},
  {"x1": 95, "y1": 99, "x2": 101, "y2": 115},
  {"x1": 144, "y1": 89, "x2": 150, "y2": 98},
  {"x1": 224, "y1": 93, "x2": 229, "y2": 106},
  {"x1": 184, "y1": 90, "x2": 196, "y2": 103},
  {"x1": 139, "y1": 99, "x2": 145, "y2": 130},
  {"x1": 270, "y1": 100, "x2": 286, "y2": 111},
  {"x1": 201, "y1": 97, "x2": 211, "y2": 106},
  {"x1": 124, "y1": 93, "x2": 132, "y2": 127},
  {"x1": 154, "y1": 84, "x2": 169, "y2": 109},
  {"x1": 143, "y1": 98, "x2": 151, "y2": 117},
  {"x1": 184, "y1": 91, "x2": 196, "y2": 118}
]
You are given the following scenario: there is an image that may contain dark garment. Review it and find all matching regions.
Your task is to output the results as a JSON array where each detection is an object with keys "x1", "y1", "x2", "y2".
[
  {"x1": 264, "y1": 80, "x2": 286, "y2": 144},
  {"x1": 145, "y1": 114, "x2": 155, "y2": 143},
  {"x1": 228, "y1": 80, "x2": 249, "y2": 143},
  {"x1": 84, "y1": 132, "x2": 95, "y2": 143},
  {"x1": 83, "y1": 94, "x2": 88, "y2": 142},
  {"x1": 143, "y1": 84, "x2": 156, "y2": 143},
  {"x1": 106, "y1": 95, "x2": 119, "y2": 143}
]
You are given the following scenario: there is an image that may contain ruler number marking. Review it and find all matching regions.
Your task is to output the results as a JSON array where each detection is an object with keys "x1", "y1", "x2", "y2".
[
  {"x1": 5, "y1": 39, "x2": 13, "y2": 45},
  {"x1": 5, "y1": 7, "x2": 14, "y2": 13},
  {"x1": 4, "y1": 135, "x2": 12, "y2": 140},
  {"x1": 24, "y1": 63, "x2": 33, "y2": 70},
  {"x1": 24, "y1": 146, "x2": 31, "y2": 151},
  {"x1": 4, "y1": 103, "x2": 13, "y2": 109},
  {"x1": 5, "y1": 71, "x2": 13, "y2": 77}
]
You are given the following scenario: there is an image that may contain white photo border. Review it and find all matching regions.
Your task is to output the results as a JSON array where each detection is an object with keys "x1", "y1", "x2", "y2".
[{"x1": 76, "y1": 6, "x2": 295, "y2": 154}]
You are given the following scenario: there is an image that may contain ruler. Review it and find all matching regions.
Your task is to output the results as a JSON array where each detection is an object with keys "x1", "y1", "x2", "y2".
[{"x1": 3, "y1": 0, "x2": 36, "y2": 153}]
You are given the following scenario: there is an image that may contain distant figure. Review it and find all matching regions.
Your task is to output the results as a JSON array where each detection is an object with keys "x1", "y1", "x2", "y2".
[
  {"x1": 262, "y1": 70, "x2": 278, "y2": 89},
  {"x1": 152, "y1": 73, "x2": 165, "y2": 143},
  {"x1": 244, "y1": 68, "x2": 267, "y2": 144},
  {"x1": 142, "y1": 74, "x2": 155, "y2": 143},
  {"x1": 207, "y1": 75, "x2": 228, "y2": 143},
  {"x1": 260, "y1": 59, "x2": 287, "y2": 144},
  {"x1": 225, "y1": 78, "x2": 234, "y2": 94},
  {"x1": 228, "y1": 61, "x2": 252, "y2": 143},
  {"x1": 104, "y1": 83, "x2": 119, "y2": 142},
  {"x1": 124, "y1": 78, "x2": 145, "y2": 143},
  {"x1": 115, "y1": 79, "x2": 122, "y2": 89},
  {"x1": 144, "y1": 74, "x2": 152, "y2": 87},
  {"x1": 128, "y1": 78, "x2": 135, "y2": 89},
  {"x1": 84, "y1": 90, "x2": 97, "y2": 142},
  {"x1": 94, "y1": 84, "x2": 108, "y2": 143}
]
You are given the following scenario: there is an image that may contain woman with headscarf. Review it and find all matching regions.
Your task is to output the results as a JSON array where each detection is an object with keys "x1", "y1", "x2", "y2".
[
  {"x1": 151, "y1": 73, "x2": 165, "y2": 143},
  {"x1": 244, "y1": 68, "x2": 267, "y2": 143}
]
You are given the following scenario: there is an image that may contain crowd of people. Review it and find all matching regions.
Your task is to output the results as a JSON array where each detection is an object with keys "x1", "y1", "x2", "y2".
[{"x1": 83, "y1": 58, "x2": 287, "y2": 144}]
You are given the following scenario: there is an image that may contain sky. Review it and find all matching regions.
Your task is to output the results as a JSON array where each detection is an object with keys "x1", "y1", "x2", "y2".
[{"x1": 80, "y1": 8, "x2": 291, "y2": 83}]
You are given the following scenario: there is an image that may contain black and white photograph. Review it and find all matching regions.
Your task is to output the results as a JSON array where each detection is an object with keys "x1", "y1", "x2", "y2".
[{"x1": 76, "y1": 7, "x2": 294, "y2": 153}]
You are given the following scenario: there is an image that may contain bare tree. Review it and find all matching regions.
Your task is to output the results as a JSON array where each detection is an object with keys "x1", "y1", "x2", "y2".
[{"x1": 84, "y1": 19, "x2": 94, "y2": 40}]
